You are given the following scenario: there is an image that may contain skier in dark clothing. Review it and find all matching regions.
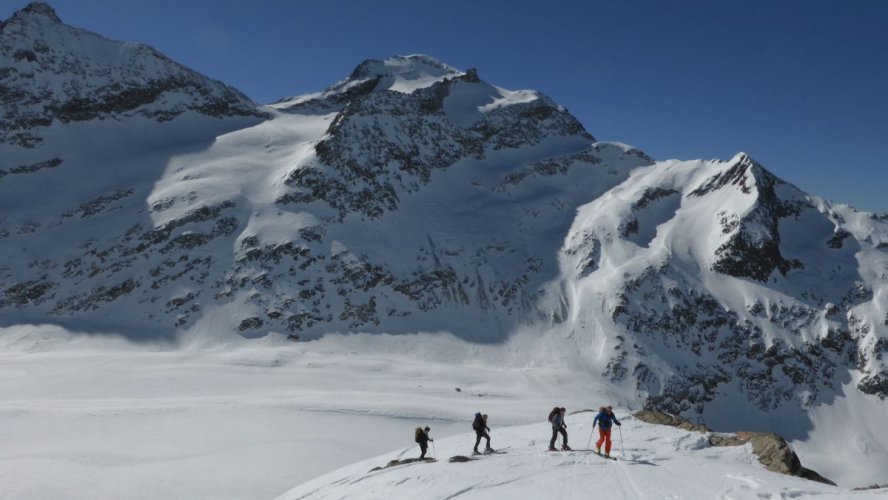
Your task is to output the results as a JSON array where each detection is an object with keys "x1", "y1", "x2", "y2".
[
  {"x1": 472, "y1": 413, "x2": 491, "y2": 454},
  {"x1": 415, "y1": 426, "x2": 433, "y2": 459},
  {"x1": 548, "y1": 407, "x2": 571, "y2": 451},
  {"x1": 592, "y1": 405, "x2": 621, "y2": 457}
]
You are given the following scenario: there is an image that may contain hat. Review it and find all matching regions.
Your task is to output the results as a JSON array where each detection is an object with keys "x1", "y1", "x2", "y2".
[{"x1": 424, "y1": 426, "x2": 431, "y2": 431}]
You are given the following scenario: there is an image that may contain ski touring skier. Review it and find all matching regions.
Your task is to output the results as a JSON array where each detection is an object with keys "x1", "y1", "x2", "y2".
[
  {"x1": 592, "y1": 405, "x2": 621, "y2": 458},
  {"x1": 415, "y1": 426, "x2": 433, "y2": 459},
  {"x1": 472, "y1": 412, "x2": 492, "y2": 454},
  {"x1": 548, "y1": 407, "x2": 571, "y2": 451}
]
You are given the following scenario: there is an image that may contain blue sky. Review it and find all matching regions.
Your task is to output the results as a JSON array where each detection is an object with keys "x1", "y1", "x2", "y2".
[{"x1": 4, "y1": 0, "x2": 887, "y2": 212}]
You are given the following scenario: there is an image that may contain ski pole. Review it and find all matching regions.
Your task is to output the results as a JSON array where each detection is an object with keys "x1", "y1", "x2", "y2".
[
  {"x1": 585, "y1": 426, "x2": 595, "y2": 455},
  {"x1": 432, "y1": 441, "x2": 437, "y2": 460},
  {"x1": 619, "y1": 426, "x2": 625, "y2": 458}
]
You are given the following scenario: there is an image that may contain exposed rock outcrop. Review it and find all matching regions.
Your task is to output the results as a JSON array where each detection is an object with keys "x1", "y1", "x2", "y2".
[{"x1": 634, "y1": 411, "x2": 834, "y2": 485}]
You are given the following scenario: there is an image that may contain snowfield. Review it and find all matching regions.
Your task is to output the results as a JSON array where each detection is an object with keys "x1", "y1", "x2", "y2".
[
  {"x1": 278, "y1": 417, "x2": 883, "y2": 500},
  {"x1": 1, "y1": 325, "x2": 886, "y2": 499}
]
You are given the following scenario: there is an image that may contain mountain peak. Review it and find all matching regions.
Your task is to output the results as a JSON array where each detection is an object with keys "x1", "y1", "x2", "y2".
[
  {"x1": 273, "y1": 54, "x2": 470, "y2": 109},
  {"x1": 342, "y1": 54, "x2": 464, "y2": 94},
  {"x1": 730, "y1": 151, "x2": 754, "y2": 165},
  {"x1": 349, "y1": 54, "x2": 462, "y2": 80},
  {"x1": 3, "y1": 2, "x2": 61, "y2": 27},
  {"x1": 0, "y1": 1, "x2": 265, "y2": 148}
]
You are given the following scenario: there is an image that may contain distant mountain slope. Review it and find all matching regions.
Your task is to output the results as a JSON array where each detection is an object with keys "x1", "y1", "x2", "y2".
[
  {"x1": 0, "y1": 3, "x2": 652, "y2": 344},
  {"x1": 548, "y1": 153, "x2": 888, "y2": 415},
  {"x1": 0, "y1": 2, "x2": 264, "y2": 149},
  {"x1": 1, "y1": 1, "x2": 886, "y2": 452}
]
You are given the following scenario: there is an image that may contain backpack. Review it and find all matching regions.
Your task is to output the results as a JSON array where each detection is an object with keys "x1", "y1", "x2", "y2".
[
  {"x1": 472, "y1": 412, "x2": 483, "y2": 431},
  {"x1": 415, "y1": 427, "x2": 424, "y2": 443},
  {"x1": 597, "y1": 411, "x2": 613, "y2": 428},
  {"x1": 548, "y1": 407, "x2": 560, "y2": 423}
]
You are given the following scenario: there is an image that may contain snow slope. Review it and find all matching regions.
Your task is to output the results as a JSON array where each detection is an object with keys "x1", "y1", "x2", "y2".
[
  {"x1": 0, "y1": 325, "x2": 608, "y2": 499},
  {"x1": 2, "y1": 326, "x2": 886, "y2": 498},
  {"x1": 279, "y1": 412, "x2": 885, "y2": 500}
]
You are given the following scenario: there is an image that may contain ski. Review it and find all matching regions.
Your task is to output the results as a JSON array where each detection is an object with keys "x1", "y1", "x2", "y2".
[{"x1": 474, "y1": 446, "x2": 510, "y2": 456}]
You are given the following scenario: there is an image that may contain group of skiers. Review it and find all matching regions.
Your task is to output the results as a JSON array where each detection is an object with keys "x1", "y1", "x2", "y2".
[{"x1": 414, "y1": 405, "x2": 621, "y2": 459}]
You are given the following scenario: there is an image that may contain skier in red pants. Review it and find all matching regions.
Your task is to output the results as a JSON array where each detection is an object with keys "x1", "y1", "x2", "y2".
[{"x1": 592, "y1": 405, "x2": 621, "y2": 457}]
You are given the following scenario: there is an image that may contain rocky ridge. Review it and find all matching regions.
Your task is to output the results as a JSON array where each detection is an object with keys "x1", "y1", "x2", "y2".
[{"x1": 634, "y1": 410, "x2": 834, "y2": 485}]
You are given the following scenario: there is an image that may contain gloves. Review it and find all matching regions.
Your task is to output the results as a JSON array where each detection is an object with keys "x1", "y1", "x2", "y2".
[{"x1": 617, "y1": 423, "x2": 622, "y2": 426}]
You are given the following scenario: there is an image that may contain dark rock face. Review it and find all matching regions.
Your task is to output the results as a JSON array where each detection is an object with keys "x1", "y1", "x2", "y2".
[
  {"x1": 278, "y1": 71, "x2": 592, "y2": 220},
  {"x1": 692, "y1": 155, "x2": 805, "y2": 282},
  {"x1": 858, "y1": 370, "x2": 888, "y2": 396},
  {"x1": 0, "y1": 197, "x2": 240, "y2": 327},
  {"x1": 0, "y1": 2, "x2": 266, "y2": 148},
  {"x1": 0, "y1": 157, "x2": 62, "y2": 178},
  {"x1": 609, "y1": 265, "x2": 850, "y2": 414}
]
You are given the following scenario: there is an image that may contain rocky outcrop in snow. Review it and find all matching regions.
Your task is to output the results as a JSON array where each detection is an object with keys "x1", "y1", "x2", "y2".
[{"x1": 635, "y1": 410, "x2": 834, "y2": 485}]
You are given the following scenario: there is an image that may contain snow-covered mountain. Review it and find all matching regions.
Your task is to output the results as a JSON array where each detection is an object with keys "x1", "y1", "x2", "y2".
[
  {"x1": 552, "y1": 153, "x2": 888, "y2": 412},
  {"x1": 0, "y1": 2, "x2": 652, "y2": 343},
  {"x1": 0, "y1": 2, "x2": 264, "y2": 149},
  {"x1": 2, "y1": 2, "x2": 888, "y2": 491}
]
